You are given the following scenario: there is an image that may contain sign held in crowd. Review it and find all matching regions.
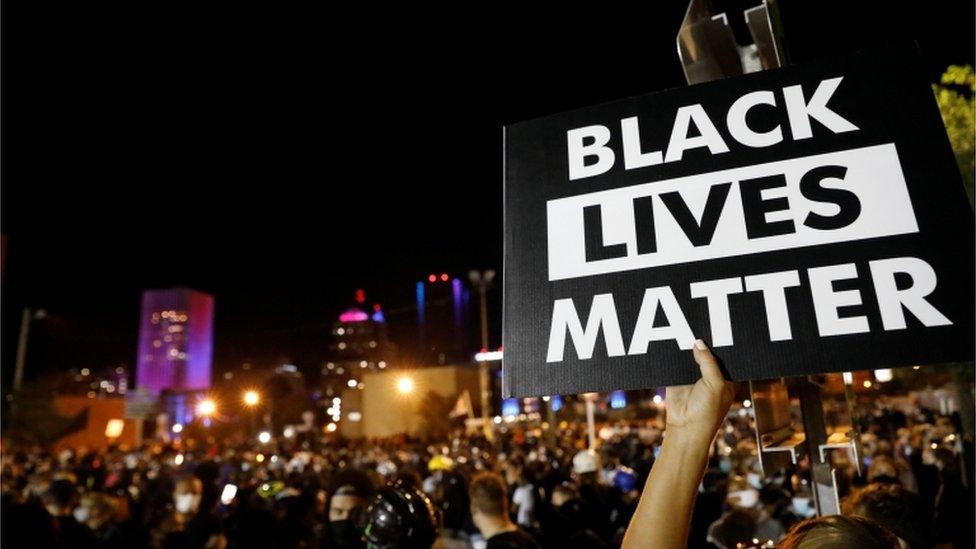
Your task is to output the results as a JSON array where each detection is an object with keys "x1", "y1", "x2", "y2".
[{"x1": 503, "y1": 46, "x2": 975, "y2": 397}]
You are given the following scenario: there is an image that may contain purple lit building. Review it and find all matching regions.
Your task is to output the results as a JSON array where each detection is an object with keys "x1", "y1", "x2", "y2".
[
  {"x1": 135, "y1": 288, "x2": 214, "y2": 395},
  {"x1": 320, "y1": 290, "x2": 397, "y2": 396}
]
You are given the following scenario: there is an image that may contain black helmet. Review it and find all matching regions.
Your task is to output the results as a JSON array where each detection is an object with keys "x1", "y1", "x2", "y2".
[{"x1": 361, "y1": 480, "x2": 439, "y2": 548}]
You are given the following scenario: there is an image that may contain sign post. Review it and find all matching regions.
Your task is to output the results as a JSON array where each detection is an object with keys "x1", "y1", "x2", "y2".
[{"x1": 678, "y1": 0, "x2": 848, "y2": 515}]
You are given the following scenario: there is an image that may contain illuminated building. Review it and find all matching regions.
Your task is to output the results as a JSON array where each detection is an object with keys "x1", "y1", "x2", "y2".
[
  {"x1": 135, "y1": 288, "x2": 214, "y2": 394},
  {"x1": 414, "y1": 273, "x2": 470, "y2": 364},
  {"x1": 322, "y1": 290, "x2": 397, "y2": 395}
]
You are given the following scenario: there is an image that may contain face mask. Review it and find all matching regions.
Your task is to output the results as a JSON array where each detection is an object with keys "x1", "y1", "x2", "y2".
[
  {"x1": 746, "y1": 472, "x2": 762, "y2": 489},
  {"x1": 175, "y1": 494, "x2": 200, "y2": 514},
  {"x1": 791, "y1": 497, "x2": 815, "y2": 518},
  {"x1": 728, "y1": 489, "x2": 759, "y2": 509},
  {"x1": 330, "y1": 519, "x2": 364, "y2": 548},
  {"x1": 73, "y1": 507, "x2": 90, "y2": 523},
  {"x1": 719, "y1": 459, "x2": 731, "y2": 474}
]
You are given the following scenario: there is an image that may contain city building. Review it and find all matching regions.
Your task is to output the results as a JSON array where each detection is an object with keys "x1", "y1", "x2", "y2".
[
  {"x1": 135, "y1": 288, "x2": 214, "y2": 395},
  {"x1": 339, "y1": 364, "x2": 480, "y2": 439},
  {"x1": 320, "y1": 290, "x2": 397, "y2": 399},
  {"x1": 414, "y1": 273, "x2": 471, "y2": 364}
]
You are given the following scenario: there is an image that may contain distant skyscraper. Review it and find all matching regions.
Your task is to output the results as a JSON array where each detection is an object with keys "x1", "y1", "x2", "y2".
[
  {"x1": 135, "y1": 288, "x2": 214, "y2": 394},
  {"x1": 414, "y1": 273, "x2": 470, "y2": 364},
  {"x1": 320, "y1": 290, "x2": 397, "y2": 396}
]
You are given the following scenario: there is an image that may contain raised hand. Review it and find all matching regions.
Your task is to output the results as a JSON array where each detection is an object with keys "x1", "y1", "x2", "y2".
[{"x1": 664, "y1": 339, "x2": 735, "y2": 445}]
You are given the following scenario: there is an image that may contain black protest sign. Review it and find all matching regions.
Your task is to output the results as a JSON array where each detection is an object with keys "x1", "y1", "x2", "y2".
[{"x1": 502, "y1": 46, "x2": 974, "y2": 398}]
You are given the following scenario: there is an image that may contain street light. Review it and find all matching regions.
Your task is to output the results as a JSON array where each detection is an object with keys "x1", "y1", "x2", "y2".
[
  {"x1": 196, "y1": 398, "x2": 217, "y2": 417},
  {"x1": 397, "y1": 376, "x2": 415, "y2": 394},
  {"x1": 13, "y1": 308, "x2": 49, "y2": 392},
  {"x1": 469, "y1": 269, "x2": 496, "y2": 441},
  {"x1": 243, "y1": 390, "x2": 260, "y2": 407}
]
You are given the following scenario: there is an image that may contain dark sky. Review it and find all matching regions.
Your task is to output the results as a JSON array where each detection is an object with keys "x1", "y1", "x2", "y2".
[{"x1": 2, "y1": 2, "x2": 973, "y2": 382}]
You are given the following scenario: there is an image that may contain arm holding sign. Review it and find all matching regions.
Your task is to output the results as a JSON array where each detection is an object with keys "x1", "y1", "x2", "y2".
[{"x1": 621, "y1": 339, "x2": 734, "y2": 549}]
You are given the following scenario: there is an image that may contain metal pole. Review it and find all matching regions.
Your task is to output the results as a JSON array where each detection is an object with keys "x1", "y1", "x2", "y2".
[
  {"x1": 677, "y1": 0, "x2": 842, "y2": 517},
  {"x1": 477, "y1": 285, "x2": 493, "y2": 441},
  {"x1": 13, "y1": 308, "x2": 31, "y2": 392},
  {"x1": 795, "y1": 378, "x2": 840, "y2": 516},
  {"x1": 479, "y1": 286, "x2": 489, "y2": 350},
  {"x1": 585, "y1": 394, "x2": 597, "y2": 450},
  {"x1": 545, "y1": 398, "x2": 557, "y2": 448}
]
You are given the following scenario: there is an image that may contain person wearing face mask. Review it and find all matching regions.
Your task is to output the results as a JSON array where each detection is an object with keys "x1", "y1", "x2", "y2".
[
  {"x1": 537, "y1": 483, "x2": 605, "y2": 548},
  {"x1": 324, "y1": 471, "x2": 374, "y2": 549},
  {"x1": 151, "y1": 475, "x2": 226, "y2": 549},
  {"x1": 706, "y1": 476, "x2": 785, "y2": 548}
]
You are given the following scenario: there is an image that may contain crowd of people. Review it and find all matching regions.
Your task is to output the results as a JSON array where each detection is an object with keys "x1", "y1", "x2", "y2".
[{"x1": 1, "y1": 362, "x2": 973, "y2": 547}]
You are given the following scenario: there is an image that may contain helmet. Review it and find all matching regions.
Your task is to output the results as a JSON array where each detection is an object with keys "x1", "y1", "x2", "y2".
[
  {"x1": 613, "y1": 466, "x2": 638, "y2": 492},
  {"x1": 572, "y1": 450, "x2": 600, "y2": 475},
  {"x1": 257, "y1": 480, "x2": 285, "y2": 499},
  {"x1": 427, "y1": 455, "x2": 454, "y2": 472},
  {"x1": 362, "y1": 480, "x2": 439, "y2": 548}
]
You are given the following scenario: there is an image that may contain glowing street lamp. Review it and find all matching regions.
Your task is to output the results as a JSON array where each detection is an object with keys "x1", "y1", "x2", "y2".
[
  {"x1": 196, "y1": 398, "x2": 217, "y2": 417},
  {"x1": 243, "y1": 390, "x2": 260, "y2": 407},
  {"x1": 396, "y1": 376, "x2": 415, "y2": 395}
]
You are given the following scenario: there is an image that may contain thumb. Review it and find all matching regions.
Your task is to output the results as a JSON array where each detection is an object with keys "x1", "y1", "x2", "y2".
[{"x1": 692, "y1": 339, "x2": 726, "y2": 391}]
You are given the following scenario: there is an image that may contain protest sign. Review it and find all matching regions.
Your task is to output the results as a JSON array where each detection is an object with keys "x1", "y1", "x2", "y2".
[{"x1": 503, "y1": 46, "x2": 974, "y2": 397}]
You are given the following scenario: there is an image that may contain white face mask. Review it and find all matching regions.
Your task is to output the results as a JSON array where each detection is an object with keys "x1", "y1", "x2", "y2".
[
  {"x1": 746, "y1": 472, "x2": 762, "y2": 490},
  {"x1": 728, "y1": 488, "x2": 759, "y2": 509},
  {"x1": 791, "y1": 497, "x2": 816, "y2": 518},
  {"x1": 175, "y1": 494, "x2": 200, "y2": 514},
  {"x1": 73, "y1": 507, "x2": 90, "y2": 523}
]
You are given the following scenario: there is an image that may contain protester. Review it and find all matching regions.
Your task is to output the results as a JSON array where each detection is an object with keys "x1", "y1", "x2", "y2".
[
  {"x1": 361, "y1": 480, "x2": 439, "y2": 549},
  {"x1": 0, "y1": 343, "x2": 971, "y2": 548},
  {"x1": 324, "y1": 470, "x2": 374, "y2": 548},
  {"x1": 777, "y1": 514, "x2": 901, "y2": 548},
  {"x1": 842, "y1": 483, "x2": 930, "y2": 549},
  {"x1": 469, "y1": 472, "x2": 539, "y2": 548},
  {"x1": 149, "y1": 475, "x2": 226, "y2": 548},
  {"x1": 620, "y1": 340, "x2": 907, "y2": 549},
  {"x1": 44, "y1": 477, "x2": 99, "y2": 549},
  {"x1": 621, "y1": 339, "x2": 736, "y2": 549}
]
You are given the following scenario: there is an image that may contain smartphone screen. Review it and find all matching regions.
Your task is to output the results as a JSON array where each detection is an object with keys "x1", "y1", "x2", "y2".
[{"x1": 220, "y1": 484, "x2": 238, "y2": 505}]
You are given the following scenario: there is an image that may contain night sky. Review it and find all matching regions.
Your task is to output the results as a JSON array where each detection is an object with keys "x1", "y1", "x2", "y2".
[{"x1": 2, "y1": 2, "x2": 973, "y2": 383}]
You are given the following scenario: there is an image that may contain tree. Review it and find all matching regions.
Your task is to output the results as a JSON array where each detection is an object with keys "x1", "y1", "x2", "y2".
[
  {"x1": 416, "y1": 391, "x2": 455, "y2": 439},
  {"x1": 933, "y1": 65, "x2": 975, "y2": 205}
]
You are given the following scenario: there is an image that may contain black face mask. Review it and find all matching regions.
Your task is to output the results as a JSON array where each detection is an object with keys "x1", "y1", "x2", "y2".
[{"x1": 330, "y1": 519, "x2": 364, "y2": 549}]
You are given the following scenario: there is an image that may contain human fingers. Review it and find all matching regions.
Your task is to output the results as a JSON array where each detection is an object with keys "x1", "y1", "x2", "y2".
[{"x1": 692, "y1": 339, "x2": 726, "y2": 392}]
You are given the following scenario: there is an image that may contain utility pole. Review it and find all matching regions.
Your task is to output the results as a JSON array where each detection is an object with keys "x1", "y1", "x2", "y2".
[
  {"x1": 13, "y1": 308, "x2": 32, "y2": 393},
  {"x1": 584, "y1": 393, "x2": 597, "y2": 450},
  {"x1": 469, "y1": 269, "x2": 496, "y2": 442},
  {"x1": 13, "y1": 308, "x2": 45, "y2": 392}
]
